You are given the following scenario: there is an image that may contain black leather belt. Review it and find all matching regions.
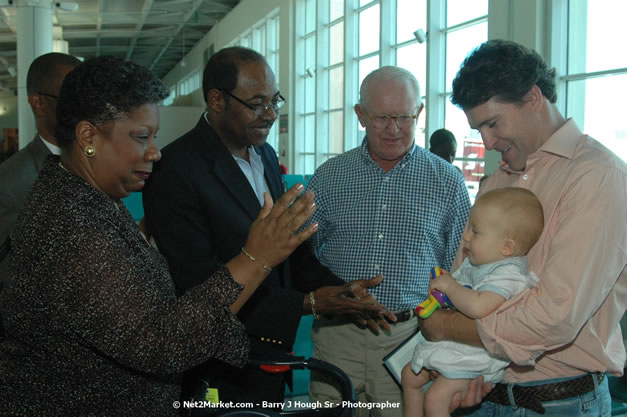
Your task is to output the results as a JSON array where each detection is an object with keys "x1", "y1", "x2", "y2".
[
  {"x1": 392, "y1": 309, "x2": 416, "y2": 323},
  {"x1": 485, "y1": 373, "x2": 604, "y2": 414}
]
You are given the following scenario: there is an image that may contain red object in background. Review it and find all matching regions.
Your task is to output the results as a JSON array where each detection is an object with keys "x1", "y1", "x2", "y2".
[
  {"x1": 461, "y1": 138, "x2": 485, "y2": 182},
  {"x1": 279, "y1": 163, "x2": 288, "y2": 175}
]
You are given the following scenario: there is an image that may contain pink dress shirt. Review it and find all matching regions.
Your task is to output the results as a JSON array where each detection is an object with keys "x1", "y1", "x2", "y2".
[{"x1": 454, "y1": 118, "x2": 627, "y2": 382}]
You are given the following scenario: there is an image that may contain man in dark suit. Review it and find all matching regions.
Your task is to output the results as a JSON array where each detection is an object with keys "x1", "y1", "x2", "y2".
[
  {"x1": 0, "y1": 53, "x2": 80, "y2": 300},
  {"x1": 143, "y1": 47, "x2": 392, "y2": 408}
]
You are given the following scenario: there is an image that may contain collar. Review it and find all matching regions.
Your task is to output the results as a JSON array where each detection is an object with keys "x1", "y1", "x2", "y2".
[
  {"x1": 232, "y1": 145, "x2": 261, "y2": 162},
  {"x1": 39, "y1": 135, "x2": 61, "y2": 155},
  {"x1": 500, "y1": 118, "x2": 582, "y2": 175}
]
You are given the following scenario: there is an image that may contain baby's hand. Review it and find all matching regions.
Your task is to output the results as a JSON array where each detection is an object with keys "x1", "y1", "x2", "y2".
[{"x1": 429, "y1": 272, "x2": 455, "y2": 295}]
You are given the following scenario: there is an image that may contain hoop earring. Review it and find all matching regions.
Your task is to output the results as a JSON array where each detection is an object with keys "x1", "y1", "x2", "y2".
[{"x1": 84, "y1": 145, "x2": 96, "y2": 158}]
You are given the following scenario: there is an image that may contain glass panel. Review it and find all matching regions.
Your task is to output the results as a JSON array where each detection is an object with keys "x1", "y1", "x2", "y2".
[
  {"x1": 330, "y1": 22, "x2": 344, "y2": 66},
  {"x1": 360, "y1": 0, "x2": 375, "y2": 6},
  {"x1": 306, "y1": 0, "x2": 316, "y2": 34},
  {"x1": 304, "y1": 155, "x2": 316, "y2": 176},
  {"x1": 258, "y1": 26, "x2": 266, "y2": 56},
  {"x1": 446, "y1": 0, "x2": 488, "y2": 27},
  {"x1": 305, "y1": 114, "x2": 316, "y2": 153},
  {"x1": 359, "y1": 4, "x2": 380, "y2": 56},
  {"x1": 568, "y1": 0, "x2": 627, "y2": 73},
  {"x1": 397, "y1": 0, "x2": 427, "y2": 44},
  {"x1": 358, "y1": 55, "x2": 379, "y2": 90},
  {"x1": 330, "y1": 0, "x2": 344, "y2": 21},
  {"x1": 329, "y1": 67, "x2": 344, "y2": 109},
  {"x1": 444, "y1": 98, "x2": 482, "y2": 161},
  {"x1": 329, "y1": 110, "x2": 344, "y2": 154},
  {"x1": 305, "y1": 35, "x2": 316, "y2": 113},
  {"x1": 445, "y1": 22, "x2": 487, "y2": 90},
  {"x1": 566, "y1": 75, "x2": 627, "y2": 162},
  {"x1": 305, "y1": 77, "x2": 315, "y2": 113},
  {"x1": 267, "y1": 123, "x2": 278, "y2": 150},
  {"x1": 268, "y1": 18, "x2": 277, "y2": 50},
  {"x1": 396, "y1": 43, "x2": 426, "y2": 100},
  {"x1": 267, "y1": 53, "x2": 278, "y2": 82},
  {"x1": 445, "y1": 99, "x2": 485, "y2": 202},
  {"x1": 305, "y1": 35, "x2": 316, "y2": 69}
]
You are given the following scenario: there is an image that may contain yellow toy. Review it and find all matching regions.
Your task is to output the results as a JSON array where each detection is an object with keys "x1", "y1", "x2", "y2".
[{"x1": 414, "y1": 267, "x2": 456, "y2": 319}]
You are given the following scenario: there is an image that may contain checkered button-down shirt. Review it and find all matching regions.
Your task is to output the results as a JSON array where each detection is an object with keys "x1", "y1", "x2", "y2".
[{"x1": 306, "y1": 138, "x2": 471, "y2": 311}]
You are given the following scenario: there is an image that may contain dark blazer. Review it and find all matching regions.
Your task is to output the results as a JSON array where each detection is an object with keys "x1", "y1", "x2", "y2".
[
  {"x1": 143, "y1": 116, "x2": 342, "y2": 404},
  {"x1": 0, "y1": 136, "x2": 51, "y2": 291}
]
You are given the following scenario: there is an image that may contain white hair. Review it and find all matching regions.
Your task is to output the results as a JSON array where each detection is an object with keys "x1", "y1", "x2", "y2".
[{"x1": 359, "y1": 66, "x2": 421, "y2": 108}]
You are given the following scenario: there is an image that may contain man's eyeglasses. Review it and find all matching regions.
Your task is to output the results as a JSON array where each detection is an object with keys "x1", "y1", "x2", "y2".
[
  {"x1": 36, "y1": 91, "x2": 59, "y2": 100},
  {"x1": 221, "y1": 90, "x2": 285, "y2": 117},
  {"x1": 367, "y1": 112, "x2": 418, "y2": 130}
]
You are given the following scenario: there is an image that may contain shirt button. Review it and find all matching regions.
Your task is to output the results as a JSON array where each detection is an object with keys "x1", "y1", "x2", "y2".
[
  {"x1": 384, "y1": 177, "x2": 390, "y2": 182},
  {"x1": 382, "y1": 204, "x2": 387, "y2": 210},
  {"x1": 374, "y1": 264, "x2": 380, "y2": 270},
  {"x1": 378, "y1": 233, "x2": 384, "y2": 239},
  {"x1": 522, "y1": 174, "x2": 529, "y2": 180}
]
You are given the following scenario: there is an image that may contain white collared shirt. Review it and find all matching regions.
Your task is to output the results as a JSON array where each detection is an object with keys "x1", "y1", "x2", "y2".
[
  {"x1": 203, "y1": 112, "x2": 272, "y2": 205},
  {"x1": 39, "y1": 135, "x2": 61, "y2": 155},
  {"x1": 232, "y1": 147, "x2": 271, "y2": 206}
]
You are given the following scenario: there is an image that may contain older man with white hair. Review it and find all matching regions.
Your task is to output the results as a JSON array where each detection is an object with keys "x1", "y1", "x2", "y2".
[{"x1": 306, "y1": 66, "x2": 471, "y2": 416}]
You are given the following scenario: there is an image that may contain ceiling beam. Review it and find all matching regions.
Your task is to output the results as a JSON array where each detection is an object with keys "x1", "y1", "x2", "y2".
[
  {"x1": 126, "y1": 0, "x2": 154, "y2": 60},
  {"x1": 149, "y1": 0, "x2": 205, "y2": 71}
]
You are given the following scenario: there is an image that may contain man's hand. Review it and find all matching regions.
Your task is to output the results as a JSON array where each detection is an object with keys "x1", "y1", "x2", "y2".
[
  {"x1": 305, "y1": 276, "x2": 397, "y2": 333},
  {"x1": 449, "y1": 376, "x2": 493, "y2": 412},
  {"x1": 343, "y1": 275, "x2": 397, "y2": 333}
]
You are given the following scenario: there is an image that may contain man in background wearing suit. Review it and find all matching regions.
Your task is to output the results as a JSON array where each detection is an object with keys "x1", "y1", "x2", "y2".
[
  {"x1": 143, "y1": 47, "x2": 393, "y2": 409},
  {"x1": 0, "y1": 53, "x2": 80, "y2": 305}
]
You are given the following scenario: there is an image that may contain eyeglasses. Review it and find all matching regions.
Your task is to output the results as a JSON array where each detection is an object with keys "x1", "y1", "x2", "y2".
[
  {"x1": 36, "y1": 91, "x2": 59, "y2": 100},
  {"x1": 221, "y1": 90, "x2": 286, "y2": 117},
  {"x1": 367, "y1": 112, "x2": 418, "y2": 130}
]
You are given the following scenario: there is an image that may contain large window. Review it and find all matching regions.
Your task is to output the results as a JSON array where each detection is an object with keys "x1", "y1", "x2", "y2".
[
  {"x1": 293, "y1": 0, "x2": 487, "y2": 199},
  {"x1": 561, "y1": 0, "x2": 627, "y2": 162},
  {"x1": 442, "y1": 1, "x2": 488, "y2": 202}
]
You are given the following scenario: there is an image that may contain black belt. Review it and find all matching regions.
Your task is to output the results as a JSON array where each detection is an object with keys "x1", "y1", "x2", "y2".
[
  {"x1": 392, "y1": 309, "x2": 416, "y2": 323},
  {"x1": 485, "y1": 373, "x2": 604, "y2": 414}
]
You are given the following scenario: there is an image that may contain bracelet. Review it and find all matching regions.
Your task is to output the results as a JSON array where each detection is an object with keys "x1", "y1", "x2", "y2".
[
  {"x1": 309, "y1": 291, "x2": 319, "y2": 319},
  {"x1": 241, "y1": 247, "x2": 272, "y2": 272}
]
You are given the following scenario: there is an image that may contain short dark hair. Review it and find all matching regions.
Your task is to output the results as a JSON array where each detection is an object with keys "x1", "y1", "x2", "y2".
[
  {"x1": 450, "y1": 40, "x2": 557, "y2": 110},
  {"x1": 429, "y1": 128, "x2": 457, "y2": 151},
  {"x1": 202, "y1": 46, "x2": 266, "y2": 103},
  {"x1": 55, "y1": 56, "x2": 169, "y2": 149},
  {"x1": 26, "y1": 52, "x2": 81, "y2": 94}
]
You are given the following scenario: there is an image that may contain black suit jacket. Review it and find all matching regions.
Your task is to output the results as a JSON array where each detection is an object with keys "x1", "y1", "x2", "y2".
[{"x1": 143, "y1": 116, "x2": 342, "y2": 403}]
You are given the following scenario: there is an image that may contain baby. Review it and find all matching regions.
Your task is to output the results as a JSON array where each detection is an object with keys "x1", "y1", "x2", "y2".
[{"x1": 402, "y1": 187, "x2": 544, "y2": 417}]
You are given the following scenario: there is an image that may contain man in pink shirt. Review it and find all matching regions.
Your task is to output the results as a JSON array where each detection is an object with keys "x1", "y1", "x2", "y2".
[{"x1": 420, "y1": 39, "x2": 626, "y2": 416}]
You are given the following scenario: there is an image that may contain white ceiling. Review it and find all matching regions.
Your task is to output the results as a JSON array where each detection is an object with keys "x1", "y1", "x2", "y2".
[{"x1": 0, "y1": 0, "x2": 239, "y2": 94}]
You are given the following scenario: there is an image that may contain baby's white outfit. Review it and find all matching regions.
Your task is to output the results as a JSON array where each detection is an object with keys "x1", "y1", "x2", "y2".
[{"x1": 410, "y1": 256, "x2": 538, "y2": 382}]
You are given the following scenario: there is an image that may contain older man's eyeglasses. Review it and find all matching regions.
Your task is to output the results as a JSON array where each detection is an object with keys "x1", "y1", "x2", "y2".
[
  {"x1": 221, "y1": 90, "x2": 286, "y2": 117},
  {"x1": 367, "y1": 112, "x2": 418, "y2": 130}
]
